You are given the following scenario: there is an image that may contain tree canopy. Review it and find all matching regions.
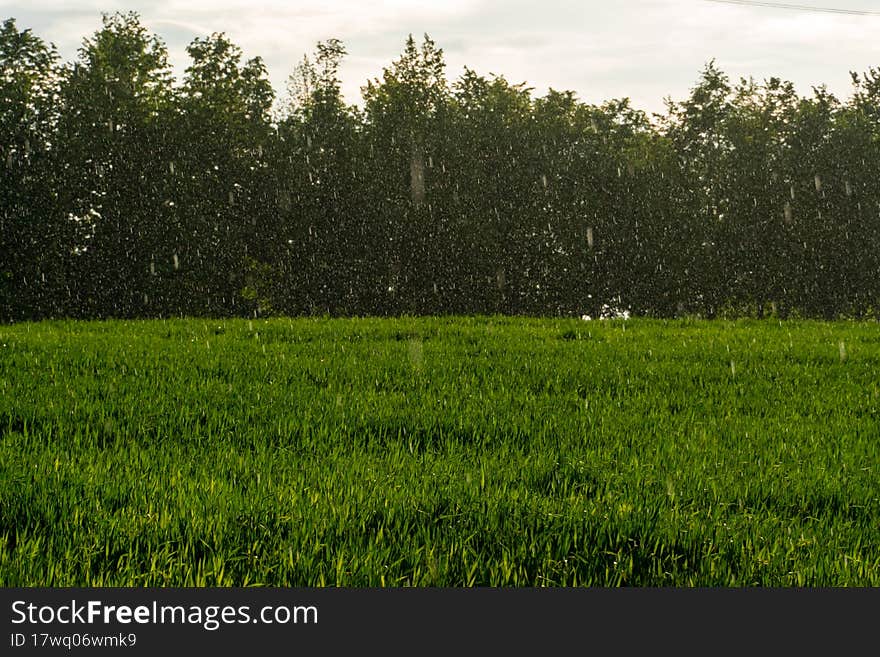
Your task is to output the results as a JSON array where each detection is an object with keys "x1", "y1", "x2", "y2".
[{"x1": 2, "y1": 13, "x2": 878, "y2": 321}]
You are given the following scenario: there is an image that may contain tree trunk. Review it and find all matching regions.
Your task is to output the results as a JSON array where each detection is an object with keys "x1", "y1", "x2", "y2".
[{"x1": 410, "y1": 139, "x2": 425, "y2": 207}]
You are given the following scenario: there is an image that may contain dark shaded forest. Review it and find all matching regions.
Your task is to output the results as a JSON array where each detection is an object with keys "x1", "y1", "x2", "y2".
[{"x1": 2, "y1": 12, "x2": 879, "y2": 321}]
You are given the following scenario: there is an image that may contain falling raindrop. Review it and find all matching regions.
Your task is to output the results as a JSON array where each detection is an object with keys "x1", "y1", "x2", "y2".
[
  {"x1": 541, "y1": 174, "x2": 548, "y2": 189},
  {"x1": 428, "y1": 156, "x2": 434, "y2": 168},
  {"x1": 839, "y1": 341, "x2": 847, "y2": 362},
  {"x1": 169, "y1": 161, "x2": 175, "y2": 174},
  {"x1": 173, "y1": 253, "x2": 179, "y2": 270},
  {"x1": 845, "y1": 181, "x2": 852, "y2": 197},
  {"x1": 150, "y1": 258, "x2": 156, "y2": 275},
  {"x1": 814, "y1": 174, "x2": 822, "y2": 192},
  {"x1": 783, "y1": 201, "x2": 793, "y2": 225},
  {"x1": 790, "y1": 185, "x2": 795, "y2": 200},
  {"x1": 586, "y1": 226, "x2": 594, "y2": 249}
]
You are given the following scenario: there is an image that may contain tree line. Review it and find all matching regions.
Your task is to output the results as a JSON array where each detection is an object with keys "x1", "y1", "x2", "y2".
[{"x1": 2, "y1": 12, "x2": 879, "y2": 321}]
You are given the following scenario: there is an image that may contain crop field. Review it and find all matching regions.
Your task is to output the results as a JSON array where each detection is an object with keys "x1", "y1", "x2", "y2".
[{"x1": 1, "y1": 317, "x2": 878, "y2": 586}]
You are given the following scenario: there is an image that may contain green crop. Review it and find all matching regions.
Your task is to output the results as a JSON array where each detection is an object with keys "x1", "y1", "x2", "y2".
[{"x1": 1, "y1": 317, "x2": 878, "y2": 585}]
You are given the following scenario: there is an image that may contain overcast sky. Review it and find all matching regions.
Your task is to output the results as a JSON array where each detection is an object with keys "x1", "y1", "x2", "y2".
[{"x1": 2, "y1": 0, "x2": 878, "y2": 115}]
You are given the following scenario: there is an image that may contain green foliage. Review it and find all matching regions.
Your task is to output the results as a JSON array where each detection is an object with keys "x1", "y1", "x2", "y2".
[
  {"x1": 0, "y1": 18, "x2": 62, "y2": 320},
  {"x1": 240, "y1": 257, "x2": 276, "y2": 316},
  {"x1": 2, "y1": 15, "x2": 879, "y2": 321},
  {"x1": 52, "y1": 12, "x2": 176, "y2": 318},
  {"x1": 1, "y1": 317, "x2": 879, "y2": 585}
]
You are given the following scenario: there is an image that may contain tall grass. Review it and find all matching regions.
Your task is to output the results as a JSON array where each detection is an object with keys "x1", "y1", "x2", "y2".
[{"x1": 1, "y1": 317, "x2": 878, "y2": 585}]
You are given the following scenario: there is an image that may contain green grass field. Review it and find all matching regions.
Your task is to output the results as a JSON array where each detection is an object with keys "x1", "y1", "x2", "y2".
[{"x1": 1, "y1": 317, "x2": 878, "y2": 586}]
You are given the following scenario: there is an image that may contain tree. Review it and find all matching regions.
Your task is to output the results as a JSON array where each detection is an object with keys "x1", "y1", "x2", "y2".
[
  {"x1": 0, "y1": 19, "x2": 62, "y2": 320},
  {"x1": 3, "y1": 19, "x2": 877, "y2": 321},
  {"x1": 832, "y1": 70, "x2": 880, "y2": 317},
  {"x1": 269, "y1": 39, "x2": 368, "y2": 315},
  {"x1": 362, "y1": 35, "x2": 449, "y2": 313},
  {"x1": 54, "y1": 11, "x2": 175, "y2": 317},
  {"x1": 172, "y1": 31, "x2": 274, "y2": 316},
  {"x1": 663, "y1": 61, "x2": 733, "y2": 317},
  {"x1": 718, "y1": 76, "x2": 800, "y2": 317},
  {"x1": 447, "y1": 69, "x2": 535, "y2": 313}
]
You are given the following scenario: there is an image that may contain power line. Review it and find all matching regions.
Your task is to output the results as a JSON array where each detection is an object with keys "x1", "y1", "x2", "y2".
[{"x1": 702, "y1": 0, "x2": 880, "y2": 16}]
